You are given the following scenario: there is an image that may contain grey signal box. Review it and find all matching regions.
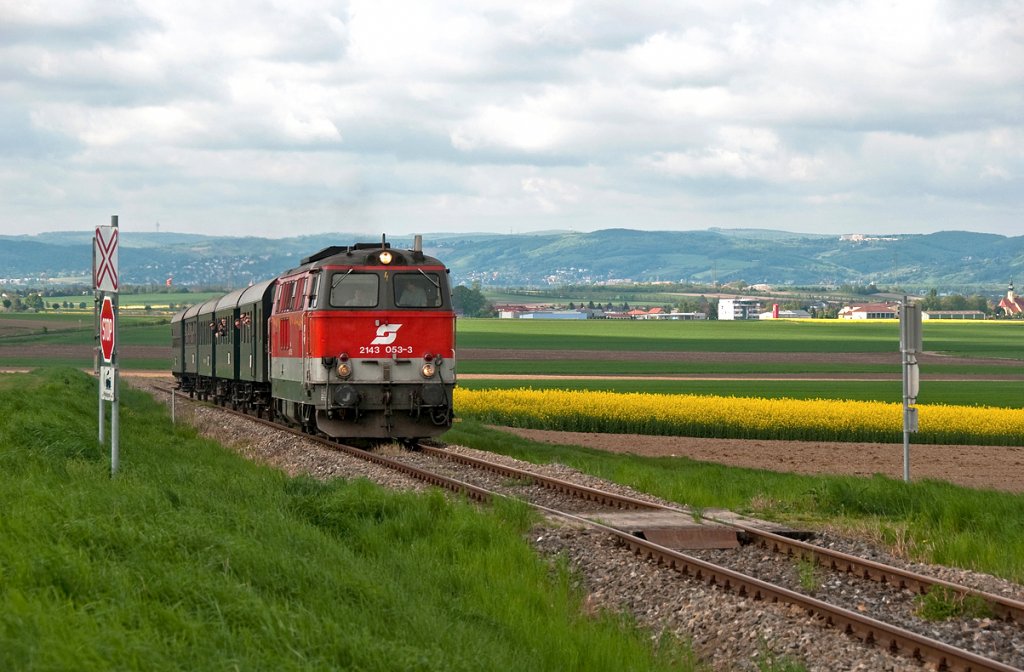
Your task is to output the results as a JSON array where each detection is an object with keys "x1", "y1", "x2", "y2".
[{"x1": 900, "y1": 304, "x2": 922, "y2": 353}]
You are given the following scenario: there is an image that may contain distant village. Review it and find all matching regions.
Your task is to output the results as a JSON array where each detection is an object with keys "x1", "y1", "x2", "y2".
[
  {"x1": 491, "y1": 281, "x2": 1024, "y2": 321},
  {"x1": 3, "y1": 278, "x2": 1024, "y2": 321}
]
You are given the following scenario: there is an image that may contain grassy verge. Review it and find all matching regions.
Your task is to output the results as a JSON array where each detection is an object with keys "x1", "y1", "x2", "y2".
[
  {"x1": 443, "y1": 420, "x2": 1024, "y2": 583},
  {"x1": 0, "y1": 368, "x2": 693, "y2": 672}
]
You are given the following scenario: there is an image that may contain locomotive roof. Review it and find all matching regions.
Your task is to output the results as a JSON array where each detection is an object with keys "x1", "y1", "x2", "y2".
[{"x1": 285, "y1": 243, "x2": 445, "y2": 274}]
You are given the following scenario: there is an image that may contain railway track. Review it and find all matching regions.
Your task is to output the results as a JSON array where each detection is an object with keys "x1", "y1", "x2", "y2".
[{"x1": 151, "y1": 382, "x2": 1024, "y2": 671}]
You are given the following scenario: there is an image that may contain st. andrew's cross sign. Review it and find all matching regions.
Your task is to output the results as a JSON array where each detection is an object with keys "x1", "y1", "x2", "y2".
[{"x1": 94, "y1": 225, "x2": 119, "y2": 293}]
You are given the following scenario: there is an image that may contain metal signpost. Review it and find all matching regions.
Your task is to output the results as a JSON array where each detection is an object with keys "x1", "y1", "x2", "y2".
[
  {"x1": 899, "y1": 299, "x2": 922, "y2": 483},
  {"x1": 94, "y1": 216, "x2": 120, "y2": 476}
]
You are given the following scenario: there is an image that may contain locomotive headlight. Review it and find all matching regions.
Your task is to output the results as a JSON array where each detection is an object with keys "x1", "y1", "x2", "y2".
[
  {"x1": 379, "y1": 251, "x2": 393, "y2": 265},
  {"x1": 420, "y1": 362, "x2": 436, "y2": 378},
  {"x1": 337, "y1": 354, "x2": 352, "y2": 379}
]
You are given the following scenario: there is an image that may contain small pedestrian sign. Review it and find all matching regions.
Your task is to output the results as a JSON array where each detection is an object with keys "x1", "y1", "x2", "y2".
[{"x1": 100, "y1": 366, "x2": 117, "y2": 401}]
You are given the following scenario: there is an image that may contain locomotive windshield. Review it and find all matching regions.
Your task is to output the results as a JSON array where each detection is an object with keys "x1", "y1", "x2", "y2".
[
  {"x1": 394, "y1": 272, "x2": 442, "y2": 308},
  {"x1": 329, "y1": 272, "x2": 379, "y2": 307}
]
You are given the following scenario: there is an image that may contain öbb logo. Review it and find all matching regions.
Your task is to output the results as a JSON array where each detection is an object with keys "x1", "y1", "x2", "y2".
[{"x1": 371, "y1": 323, "x2": 402, "y2": 345}]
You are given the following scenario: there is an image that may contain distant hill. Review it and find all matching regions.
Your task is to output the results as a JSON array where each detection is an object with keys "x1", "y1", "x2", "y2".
[{"x1": 1, "y1": 228, "x2": 1020, "y2": 293}]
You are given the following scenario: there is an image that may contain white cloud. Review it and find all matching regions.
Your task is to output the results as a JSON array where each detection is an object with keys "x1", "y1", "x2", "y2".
[{"x1": 1, "y1": 0, "x2": 1022, "y2": 238}]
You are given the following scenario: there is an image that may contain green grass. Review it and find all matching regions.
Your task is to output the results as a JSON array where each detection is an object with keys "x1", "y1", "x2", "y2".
[
  {"x1": 0, "y1": 368, "x2": 693, "y2": 672},
  {"x1": 914, "y1": 586, "x2": 994, "y2": 621},
  {"x1": 443, "y1": 420, "x2": 1024, "y2": 583},
  {"x1": 457, "y1": 378, "x2": 1024, "y2": 408}
]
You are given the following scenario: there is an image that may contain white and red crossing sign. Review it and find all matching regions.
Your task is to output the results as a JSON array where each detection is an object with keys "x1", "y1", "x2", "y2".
[
  {"x1": 94, "y1": 226, "x2": 119, "y2": 293},
  {"x1": 100, "y1": 296, "x2": 115, "y2": 363}
]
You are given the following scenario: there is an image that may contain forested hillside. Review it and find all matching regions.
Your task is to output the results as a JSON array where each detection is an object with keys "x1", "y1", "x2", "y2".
[{"x1": 1, "y1": 228, "x2": 1021, "y2": 292}]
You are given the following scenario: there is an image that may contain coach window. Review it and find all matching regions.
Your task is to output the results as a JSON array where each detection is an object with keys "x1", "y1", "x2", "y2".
[
  {"x1": 329, "y1": 272, "x2": 379, "y2": 308},
  {"x1": 395, "y1": 272, "x2": 442, "y2": 308}
]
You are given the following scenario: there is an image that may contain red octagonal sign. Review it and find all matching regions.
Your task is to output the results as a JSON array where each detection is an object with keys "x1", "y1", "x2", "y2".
[{"x1": 100, "y1": 296, "x2": 115, "y2": 363}]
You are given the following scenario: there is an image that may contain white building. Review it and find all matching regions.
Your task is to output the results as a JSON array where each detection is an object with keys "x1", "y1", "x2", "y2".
[{"x1": 718, "y1": 298, "x2": 761, "y2": 320}]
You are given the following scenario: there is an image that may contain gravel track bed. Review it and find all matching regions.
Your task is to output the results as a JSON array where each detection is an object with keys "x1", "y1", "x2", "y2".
[
  {"x1": 137, "y1": 379, "x2": 1024, "y2": 672},
  {"x1": 390, "y1": 447, "x2": 675, "y2": 514},
  {"x1": 688, "y1": 541, "x2": 1024, "y2": 669}
]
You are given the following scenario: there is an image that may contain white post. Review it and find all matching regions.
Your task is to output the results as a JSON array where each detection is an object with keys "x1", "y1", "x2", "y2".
[
  {"x1": 111, "y1": 386, "x2": 119, "y2": 475},
  {"x1": 902, "y1": 350, "x2": 911, "y2": 483},
  {"x1": 98, "y1": 370, "x2": 105, "y2": 443},
  {"x1": 110, "y1": 215, "x2": 119, "y2": 477}
]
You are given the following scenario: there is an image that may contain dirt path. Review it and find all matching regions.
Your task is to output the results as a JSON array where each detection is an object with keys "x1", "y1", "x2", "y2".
[{"x1": 497, "y1": 428, "x2": 1024, "y2": 493}]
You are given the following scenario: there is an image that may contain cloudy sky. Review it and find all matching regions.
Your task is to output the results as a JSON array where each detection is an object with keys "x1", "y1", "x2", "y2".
[{"x1": 2, "y1": 0, "x2": 1022, "y2": 239}]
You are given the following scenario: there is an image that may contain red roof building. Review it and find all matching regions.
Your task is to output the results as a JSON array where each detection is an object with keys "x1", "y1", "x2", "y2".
[{"x1": 997, "y1": 281, "x2": 1024, "y2": 316}]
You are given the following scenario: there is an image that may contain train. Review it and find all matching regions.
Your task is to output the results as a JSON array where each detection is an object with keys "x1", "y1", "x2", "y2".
[{"x1": 171, "y1": 236, "x2": 456, "y2": 441}]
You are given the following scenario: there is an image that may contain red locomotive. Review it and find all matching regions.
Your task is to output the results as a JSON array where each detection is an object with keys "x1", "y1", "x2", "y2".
[{"x1": 172, "y1": 237, "x2": 456, "y2": 440}]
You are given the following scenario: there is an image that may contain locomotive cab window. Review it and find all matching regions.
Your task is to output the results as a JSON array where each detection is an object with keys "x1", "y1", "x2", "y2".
[
  {"x1": 329, "y1": 272, "x2": 379, "y2": 308},
  {"x1": 394, "y1": 272, "x2": 442, "y2": 308}
]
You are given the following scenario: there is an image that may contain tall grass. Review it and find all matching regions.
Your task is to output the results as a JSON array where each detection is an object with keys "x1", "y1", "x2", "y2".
[
  {"x1": 444, "y1": 420, "x2": 1024, "y2": 583},
  {"x1": 0, "y1": 368, "x2": 692, "y2": 671}
]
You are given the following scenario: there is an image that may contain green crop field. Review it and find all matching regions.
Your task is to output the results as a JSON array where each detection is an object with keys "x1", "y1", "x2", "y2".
[
  {"x1": 3, "y1": 315, "x2": 1021, "y2": 407},
  {"x1": 457, "y1": 378, "x2": 1024, "y2": 408},
  {"x1": 459, "y1": 358, "x2": 1013, "y2": 377},
  {"x1": 41, "y1": 291, "x2": 222, "y2": 310},
  {"x1": 456, "y1": 317, "x2": 1024, "y2": 359},
  {"x1": 0, "y1": 319, "x2": 168, "y2": 347}
]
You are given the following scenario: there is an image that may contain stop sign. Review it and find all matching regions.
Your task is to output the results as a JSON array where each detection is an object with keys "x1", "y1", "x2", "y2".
[{"x1": 100, "y1": 296, "x2": 115, "y2": 363}]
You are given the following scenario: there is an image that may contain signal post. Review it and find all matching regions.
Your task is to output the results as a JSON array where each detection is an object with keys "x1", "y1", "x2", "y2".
[
  {"x1": 94, "y1": 216, "x2": 120, "y2": 476},
  {"x1": 899, "y1": 299, "x2": 922, "y2": 483}
]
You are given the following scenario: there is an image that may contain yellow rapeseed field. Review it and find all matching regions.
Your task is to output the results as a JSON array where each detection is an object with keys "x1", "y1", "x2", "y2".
[{"x1": 454, "y1": 388, "x2": 1024, "y2": 445}]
